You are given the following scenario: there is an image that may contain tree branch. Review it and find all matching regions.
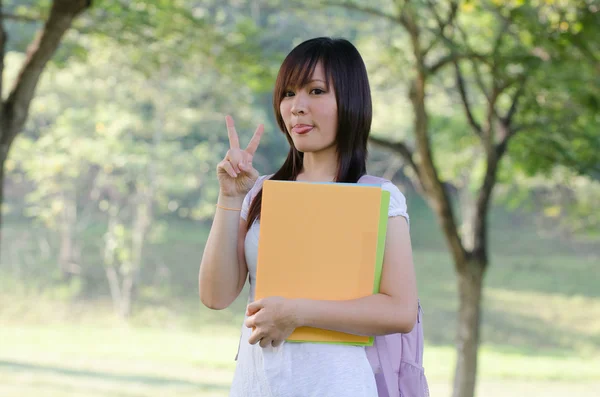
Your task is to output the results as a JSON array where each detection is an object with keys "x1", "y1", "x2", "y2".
[
  {"x1": 491, "y1": 13, "x2": 511, "y2": 58},
  {"x1": 319, "y1": 1, "x2": 404, "y2": 26},
  {"x1": 424, "y1": 0, "x2": 455, "y2": 31},
  {"x1": 368, "y1": 135, "x2": 425, "y2": 193},
  {"x1": 1, "y1": 12, "x2": 45, "y2": 23},
  {"x1": 2, "y1": 0, "x2": 91, "y2": 148},
  {"x1": 495, "y1": 128, "x2": 512, "y2": 160},
  {"x1": 454, "y1": 62, "x2": 482, "y2": 136},
  {"x1": 490, "y1": 76, "x2": 528, "y2": 159},
  {"x1": 471, "y1": 152, "x2": 499, "y2": 262},
  {"x1": 428, "y1": 51, "x2": 488, "y2": 75},
  {"x1": 487, "y1": 3, "x2": 523, "y2": 46},
  {"x1": 421, "y1": 0, "x2": 489, "y2": 77},
  {"x1": 472, "y1": 98, "x2": 505, "y2": 261},
  {"x1": 422, "y1": 35, "x2": 441, "y2": 58},
  {"x1": 503, "y1": 77, "x2": 527, "y2": 125},
  {"x1": 453, "y1": 23, "x2": 491, "y2": 102},
  {"x1": 472, "y1": 78, "x2": 521, "y2": 258},
  {"x1": 403, "y1": 5, "x2": 467, "y2": 266},
  {"x1": 0, "y1": 7, "x2": 5, "y2": 131},
  {"x1": 368, "y1": 136, "x2": 421, "y2": 182},
  {"x1": 421, "y1": 0, "x2": 459, "y2": 58}
]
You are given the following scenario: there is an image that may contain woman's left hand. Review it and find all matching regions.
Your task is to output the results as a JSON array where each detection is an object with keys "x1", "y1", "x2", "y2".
[{"x1": 245, "y1": 296, "x2": 300, "y2": 348}]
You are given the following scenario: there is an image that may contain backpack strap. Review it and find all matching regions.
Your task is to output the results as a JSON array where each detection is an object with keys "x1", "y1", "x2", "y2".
[
  {"x1": 357, "y1": 174, "x2": 388, "y2": 185},
  {"x1": 377, "y1": 335, "x2": 401, "y2": 397},
  {"x1": 362, "y1": 174, "x2": 401, "y2": 397}
]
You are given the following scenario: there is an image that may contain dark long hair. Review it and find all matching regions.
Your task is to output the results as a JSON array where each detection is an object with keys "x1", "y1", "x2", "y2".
[{"x1": 246, "y1": 37, "x2": 372, "y2": 230}]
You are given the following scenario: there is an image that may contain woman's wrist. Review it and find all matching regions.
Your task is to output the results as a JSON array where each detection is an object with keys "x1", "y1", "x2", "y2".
[
  {"x1": 217, "y1": 194, "x2": 245, "y2": 209},
  {"x1": 290, "y1": 298, "x2": 308, "y2": 328}
]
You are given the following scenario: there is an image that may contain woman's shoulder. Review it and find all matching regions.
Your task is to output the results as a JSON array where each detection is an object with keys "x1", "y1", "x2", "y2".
[
  {"x1": 359, "y1": 174, "x2": 409, "y2": 221},
  {"x1": 358, "y1": 174, "x2": 389, "y2": 185},
  {"x1": 358, "y1": 174, "x2": 398, "y2": 191}
]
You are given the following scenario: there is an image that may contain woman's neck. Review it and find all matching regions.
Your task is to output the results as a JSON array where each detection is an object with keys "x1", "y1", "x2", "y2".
[{"x1": 297, "y1": 147, "x2": 338, "y2": 182}]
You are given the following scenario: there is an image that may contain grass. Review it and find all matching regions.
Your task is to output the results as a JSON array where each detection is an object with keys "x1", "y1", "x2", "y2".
[
  {"x1": 1, "y1": 247, "x2": 599, "y2": 396},
  {"x1": 1, "y1": 321, "x2": 599, "y2": 396},
  {"x1": 1, "y1": 205, "x2": 600, "y2": 396}
]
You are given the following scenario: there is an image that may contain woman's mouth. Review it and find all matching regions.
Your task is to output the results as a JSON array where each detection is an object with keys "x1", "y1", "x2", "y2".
[{"x1": 292, "y1": 124, "x2": 313, "y2": 135}]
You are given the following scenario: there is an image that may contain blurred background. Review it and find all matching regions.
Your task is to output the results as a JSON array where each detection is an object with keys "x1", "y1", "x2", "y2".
[{"x1": 0, "y1": 1, "x2": 599, "y2": 397}]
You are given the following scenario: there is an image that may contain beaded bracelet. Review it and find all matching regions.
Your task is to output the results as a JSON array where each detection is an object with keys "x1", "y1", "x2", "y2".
[{"x1": 216, "y1": 204, "x2": 242, "y2": 211}]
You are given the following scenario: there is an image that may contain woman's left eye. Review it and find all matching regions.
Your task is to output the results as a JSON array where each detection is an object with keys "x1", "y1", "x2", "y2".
[{"x1": 311, "y1": 88, "x2": 325, "y2": 95}]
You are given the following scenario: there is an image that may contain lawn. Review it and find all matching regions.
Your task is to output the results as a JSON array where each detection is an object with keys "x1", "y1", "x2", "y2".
[
  {"x1": 1, "y1": 248, "x2": 599, "y2": 396},
  {"x1": 1, "y1": 325, "x2": 599, "y2": 397},
  {"x1": 1, "y1": 206, "x2": 599, "y2": 396}
]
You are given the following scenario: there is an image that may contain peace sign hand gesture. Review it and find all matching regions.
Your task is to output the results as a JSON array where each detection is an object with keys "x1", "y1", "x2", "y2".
[{"x1": 216, "y1": 115, "x2": 264, "y2": 198}]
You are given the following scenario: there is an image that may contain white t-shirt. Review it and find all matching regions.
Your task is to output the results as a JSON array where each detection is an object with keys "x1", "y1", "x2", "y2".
[{"x1": 229, "y1": 175, "x2": 409, "y2": 397}]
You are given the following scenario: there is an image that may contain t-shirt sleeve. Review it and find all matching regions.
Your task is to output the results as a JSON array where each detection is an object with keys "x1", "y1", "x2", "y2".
[
  {"x1": 240, "y1": 190, "x2": 252, "y2": 221},
  {"x1": 240, "y1": 175, "x2": 268, "y2": 221},
  {"x1": 382, "y1": 181, "x2": 409, "y2": 224}
]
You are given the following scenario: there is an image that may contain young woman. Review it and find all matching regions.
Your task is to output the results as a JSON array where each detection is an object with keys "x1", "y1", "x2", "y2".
[{"x1": 199, "y1": 37, "x2": 418, "y2": 397}]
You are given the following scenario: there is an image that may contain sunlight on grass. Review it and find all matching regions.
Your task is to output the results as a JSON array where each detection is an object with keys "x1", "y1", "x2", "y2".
[
  {"x1": 2, "y1": 215, "x2": 599, "y2": 396},
  {"x1": 413, "y1": 250, "x2": 600, "y2": 355},
  {"x1": 1, "y1": 323, "x2": 599, "y2": 384},
  {"x1": 422, "y1": 345, "x2": 600, "y2": 382},
  {"x1": 0, "y1": 325, "x2": 240, "y2": 371},
  {"x1": 483, "y1": 287, "x2": 600, "y2": 354},
  {"x1": 0, "y1": 371, "x2": 230, "y2": 397}
]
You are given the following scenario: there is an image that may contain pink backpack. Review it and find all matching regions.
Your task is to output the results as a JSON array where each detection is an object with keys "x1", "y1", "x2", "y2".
[
  {"x1": 365, "y1": 302, "x2": 429, "y2": 397},
  {"x1": 357, "y1": 175, "x2": 429, "y2": 397}
]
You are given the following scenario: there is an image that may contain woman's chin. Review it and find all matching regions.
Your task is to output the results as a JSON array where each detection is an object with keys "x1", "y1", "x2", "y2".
[
  {"x1": 292, "y1": 142, "x2": 312, "y2": 153},
  {"x1": 293, "y1": 142, "x2": 335, "y2": 154},
  {"x1": 295, "y1": 146, "x2": 317, "y2": 154}
]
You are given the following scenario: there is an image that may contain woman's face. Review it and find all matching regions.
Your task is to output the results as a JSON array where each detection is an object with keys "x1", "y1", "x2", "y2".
[{"x1": 279, "y1": 62, "x2": 338, "y2": 154}]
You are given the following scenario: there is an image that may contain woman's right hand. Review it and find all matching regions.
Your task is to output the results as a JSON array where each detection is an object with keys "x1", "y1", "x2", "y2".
[{"x1": 216, "y1": 115, "x2": 264, "y2": 198}]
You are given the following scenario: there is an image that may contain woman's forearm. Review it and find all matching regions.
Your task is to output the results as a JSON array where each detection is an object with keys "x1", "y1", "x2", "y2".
[
  {"x1": 293, "y1": 293, "x2": 418, "y2": 336},
  {"x1": 199, "y1": 194, "x2": 246, "y2": 310}
]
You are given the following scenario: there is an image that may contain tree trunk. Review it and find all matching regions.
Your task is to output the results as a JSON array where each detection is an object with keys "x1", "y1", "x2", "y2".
[
  {"x1": 400, "y1": 10, "x2": 486, "y2": 397},
  {"x1": 0, "y1": 153, "x2": 5, "y2": 252},
  {"x1": 103, "y1": 212, "x2": 124, "y2": 318},
  {"x1": 0, "y1": 7, "x2": 5, "y2": 253},
  {"x1": 58, "y1": 189, "x2": 80, "y2": 279},
  {"x1": 452, "y1": 260, "x2": 485, "y2": 397},
  {"x1": 126, "y1": 198, "x2": 150, "y2": 314},
  {"x1": 105, "y1": 265, "x2": 123, "y2": 318},
  {"x1": 120, "y1": 271, "x2": 134, "y2": 318},
  {"x1": 119, "y1": 71, "x2": 164, "y2": 317},
  {"x1": 0, "y1": 0, "x2": 91, "y2": 254}
]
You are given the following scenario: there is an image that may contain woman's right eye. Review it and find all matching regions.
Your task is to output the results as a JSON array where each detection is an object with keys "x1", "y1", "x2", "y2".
[{"x1": 284, "y1": 91, "x2": 295, "y2": 97}]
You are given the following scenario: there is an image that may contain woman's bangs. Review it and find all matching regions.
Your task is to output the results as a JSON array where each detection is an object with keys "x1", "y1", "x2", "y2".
[{"x1": 278, "y1": 52, "x2": 331, "y2": 98}]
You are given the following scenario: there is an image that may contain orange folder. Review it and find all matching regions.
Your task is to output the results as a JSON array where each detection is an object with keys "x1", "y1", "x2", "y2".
[{"x1": 254, "y1": 180, "x2": 390, "y2": 345}]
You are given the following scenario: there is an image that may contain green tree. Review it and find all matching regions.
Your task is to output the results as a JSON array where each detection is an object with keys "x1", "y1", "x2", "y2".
[
  {"x1": 0, "y1": 0, "x2": 91, "y2": 253},
  {"x1": 8, "y1": 19, "x2": 282, "y2": 314},
  {"x1": 496, "y1": 0, "x2": 600, "y2": 239},
  {"x1": 1, "y1": 0, "x2": 275, "y2": 256},
  {"x1": 316, "y1": 1, "x2": 599, "y2": 396}
]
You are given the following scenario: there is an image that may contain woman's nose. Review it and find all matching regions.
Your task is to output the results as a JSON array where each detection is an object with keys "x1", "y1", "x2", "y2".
[{"x1": 291, "y1": 93, "x2": 307, "y2": 115}]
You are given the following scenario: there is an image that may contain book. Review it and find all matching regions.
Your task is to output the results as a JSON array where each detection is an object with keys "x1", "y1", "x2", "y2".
[{"x1": 254, "y1": 180, "x2": 390, "y2": 345}]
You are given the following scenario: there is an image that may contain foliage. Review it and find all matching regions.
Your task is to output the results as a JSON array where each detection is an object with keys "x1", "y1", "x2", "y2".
[
  {"x1": 1, "y1": 2, "x2": 598, "y2": 394},
  {"x1": 506, "y1": 0, "x2": 600, "y2": 177},
  {"x1": 5, "y1": 34, "x2": 273, "y2": 314}
]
